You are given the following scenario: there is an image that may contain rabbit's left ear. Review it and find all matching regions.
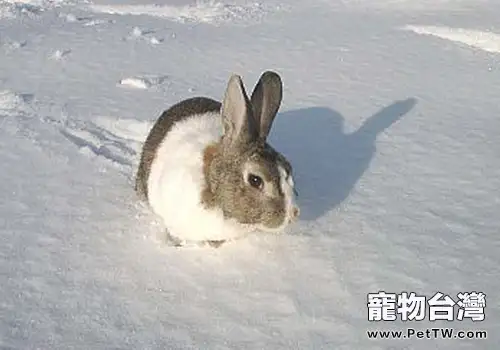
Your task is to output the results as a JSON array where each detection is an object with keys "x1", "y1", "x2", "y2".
[
  {"x1": 250, "y1": 71, "x2": 283, "y2": 140},
  {"x1": 221, "y1": 74, "x2": 259, "y2": 149}
]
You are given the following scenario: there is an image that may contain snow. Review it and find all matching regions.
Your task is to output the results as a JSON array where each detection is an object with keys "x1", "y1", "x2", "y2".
[
  {"x1": 403, "y1": 25, "x2": 500, "y2": 54},
  {"x1": 1, "y1": 0, "x2": 499, "y2": 348},
  {"x1": 87, "y1": 1, "x2": 271, "y2": 24},
  {"x1": 118, "y1": 75, "x2": 168, "y2": 89}
]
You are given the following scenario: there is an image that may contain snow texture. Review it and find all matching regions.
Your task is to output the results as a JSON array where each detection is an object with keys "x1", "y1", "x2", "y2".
[
  {"x1": 0, "y1": 0, "x2": 499, "y2": 349},
  {"x1": 403, "y1": 25, "x2": 500, "y2": 54}
]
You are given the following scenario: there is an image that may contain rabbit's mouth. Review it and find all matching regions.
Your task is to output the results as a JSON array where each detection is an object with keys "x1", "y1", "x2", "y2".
[{"x1": 256, "y1": 203, "x2": 300, "y2": 234}]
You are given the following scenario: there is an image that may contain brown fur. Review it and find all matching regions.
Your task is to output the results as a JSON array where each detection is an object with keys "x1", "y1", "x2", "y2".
[
  {"x1": 201, "y1": 142, "x2": 220, "y2": 208},
  {"x1": 135, "y1": 97, "x2": 221, "y2": 200}
]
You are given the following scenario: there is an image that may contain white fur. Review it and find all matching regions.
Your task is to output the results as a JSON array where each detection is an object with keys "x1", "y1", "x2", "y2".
[
  {"x1": 278, "y1": 165, "x2": 298, "y2": 228},
  {"x1": 147, "y1": 112, "x2": 255, "y2": 242},
  {"x1": 256, "y1": 165, "x2": 298, "y2": 233}
]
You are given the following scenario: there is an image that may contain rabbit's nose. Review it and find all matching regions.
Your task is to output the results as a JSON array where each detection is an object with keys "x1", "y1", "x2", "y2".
[{"x1": 292, "y1": 206, "x2": 300, "y2": 219}]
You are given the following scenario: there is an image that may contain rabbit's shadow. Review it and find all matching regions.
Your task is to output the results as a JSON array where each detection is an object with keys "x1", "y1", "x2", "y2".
[{"x1": 270, "y1": 98, "x2": 417, "y2": 221}]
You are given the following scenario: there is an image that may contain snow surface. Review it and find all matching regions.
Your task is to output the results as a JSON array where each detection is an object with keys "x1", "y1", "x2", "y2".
[{"x1": 1, "y1": 0, "x2": 499, "y2": 348}]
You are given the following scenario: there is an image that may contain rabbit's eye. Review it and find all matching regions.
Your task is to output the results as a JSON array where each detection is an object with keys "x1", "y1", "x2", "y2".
[{"x1": 247, "y1": 174, "x2": 264, "y2": 190}]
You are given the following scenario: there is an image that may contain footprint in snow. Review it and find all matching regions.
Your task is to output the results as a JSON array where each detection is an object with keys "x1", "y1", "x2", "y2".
[
  {"x1": 0, "y1": 90, "x2": 33, "y2": 116},
  {"x1": 60, "y1": 116, "x2": 151, "y2": 172},
  {"x1": 124, "y1": 27, "x2": 164, "y2": 45},
  {"x1": 60, "y1": 13, "x2": 89, "y2": 22},
  {"x1": 59, "y1": 13, "x2": 115, "y2": 27},
  {"x1": 84, "y1": 18, "x2": 115, "y2": 27},
  {"x1": 0, "y1": 90, "x2": 46, "y2": 141},
  {"x1": 0, "y1": 2, "x2": 42, "y2": 19},
  {"x1": 59, "y1": 12, "x2": 115, "y2": 27},
  {"x1": 50, "y1": 49, "x2": 71, "y2": 60},
  {"x1": 118, "y1": 75, "x2": 168, "y2": 89},
  {"x1": 1, "y1": 39, "x2": 27, "y2": 52}
]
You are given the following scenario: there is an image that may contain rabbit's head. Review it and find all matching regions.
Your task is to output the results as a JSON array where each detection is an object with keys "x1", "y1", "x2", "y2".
[{"x1": 202, "y1": 71, "x2": 299, "y2": 232}]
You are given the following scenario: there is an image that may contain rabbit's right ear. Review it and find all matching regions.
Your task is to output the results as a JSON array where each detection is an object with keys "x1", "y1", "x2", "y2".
[
  {"x1": 221, "y1": 74, "x2": 259, "y2": 150},
  {"x1": 250, "y1": 70, "x2": 283, "y2": 140}
]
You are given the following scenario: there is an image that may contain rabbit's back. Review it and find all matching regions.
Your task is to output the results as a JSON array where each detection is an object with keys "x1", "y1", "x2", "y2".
[
  {"x1": 147, "y1": 111, "x2": 248, "y2": 241},
  {"x1": 135, "y1": 97, "x2": 221, "y2": 200}
]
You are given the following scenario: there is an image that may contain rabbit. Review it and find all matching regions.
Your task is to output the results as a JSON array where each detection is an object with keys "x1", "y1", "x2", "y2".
[{"x1": 134, "y1": 71, "x2": 299, "y2": 247}]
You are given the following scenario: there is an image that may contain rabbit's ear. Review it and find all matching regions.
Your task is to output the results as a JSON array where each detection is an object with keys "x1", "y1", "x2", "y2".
[
  {"x1": 221, "y1": 74, "x2": 259, "y2": 149},
  {"x1": 250, "y1": 71, "x2": 283, "y2": 140}
]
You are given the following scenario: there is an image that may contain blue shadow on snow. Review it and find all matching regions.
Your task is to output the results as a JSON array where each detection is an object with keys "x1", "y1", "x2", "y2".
[{"x1": 269, "y1": 98, "x2": 417, "y2": 222}]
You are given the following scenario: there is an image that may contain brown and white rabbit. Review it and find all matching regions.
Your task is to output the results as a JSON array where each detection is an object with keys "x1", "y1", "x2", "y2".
[{"x1": 135, "y1": 71, "x2": 299, "y2": 246}]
